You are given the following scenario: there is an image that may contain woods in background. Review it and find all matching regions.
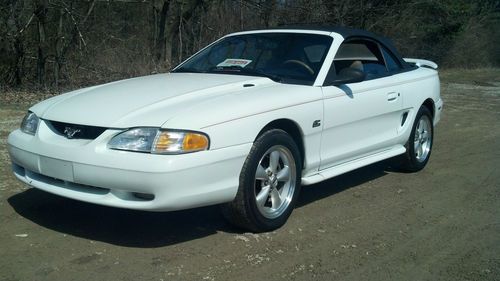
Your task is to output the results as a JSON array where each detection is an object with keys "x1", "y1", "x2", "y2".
[{"x1": 1, "y1": 0, "x2": 499, "y2": 89}]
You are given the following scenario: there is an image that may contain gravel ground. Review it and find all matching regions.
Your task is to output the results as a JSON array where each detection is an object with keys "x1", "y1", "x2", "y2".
[{"x1": 1, "y1": 69, "x2": 499, "y2": 281}]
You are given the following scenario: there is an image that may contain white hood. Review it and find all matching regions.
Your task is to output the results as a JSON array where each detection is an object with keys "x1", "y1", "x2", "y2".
[{"x1": 32, "y1": 73, "x2": 271, "y2": 128}]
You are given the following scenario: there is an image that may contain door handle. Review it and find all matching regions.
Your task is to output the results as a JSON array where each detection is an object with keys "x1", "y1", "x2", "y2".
[{"x1": 387, "y1": 92, "x2": 399, "y2": 102}]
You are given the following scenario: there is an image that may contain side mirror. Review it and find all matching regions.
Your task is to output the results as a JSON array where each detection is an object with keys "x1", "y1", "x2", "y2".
[{"x1": 329, "y1": 67, "x2": 366, "y2": 86}]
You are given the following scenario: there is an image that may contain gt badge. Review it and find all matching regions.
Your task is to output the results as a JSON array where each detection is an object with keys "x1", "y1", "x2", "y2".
[{"x1": 312, "y1": 120, "x2": 321, "y2": 128}]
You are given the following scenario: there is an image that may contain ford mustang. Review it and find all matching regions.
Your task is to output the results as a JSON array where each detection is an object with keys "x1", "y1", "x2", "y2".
[{"x1": 7, "y1": 26, "x2": 443, "y2": 232}]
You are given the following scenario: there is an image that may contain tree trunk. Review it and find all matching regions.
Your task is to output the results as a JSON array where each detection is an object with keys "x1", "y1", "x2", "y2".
[
  {"x1": 13, "y1": 37, "x2": 24, "y2": 86},
  {"x1": 54, "y1": 7, "x2": 64, "y2": 87},
  {"x1": 168, "y1": 0, "x2": 205, "y2": 66},
  {"x1": 60, "y1": 0, "x2": 96, "y2": 65},
  {"x1": 155, "y1": 0, "x2": 172, "y2": 61},
  {"x1": 5, "y1": 0, "x2": 26, "y2": 86},
  {"x1": 261, "y1": 0, "x2": 276, "y2": 27},
  {"x1": 35, "y1": 0, "x2": 48, "y2": 87}
]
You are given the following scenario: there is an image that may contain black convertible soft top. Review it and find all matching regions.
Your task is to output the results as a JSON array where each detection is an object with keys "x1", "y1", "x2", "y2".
[{"x1": 271, "y1": 25, "x2": 413, "y2": 69}]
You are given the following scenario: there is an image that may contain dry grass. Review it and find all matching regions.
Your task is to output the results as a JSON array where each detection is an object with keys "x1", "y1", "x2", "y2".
[
  {"x1": 0, "y1": 89, "x2": 59, "y2": 108},
  {"x1": 439, "y1": 68, "x2": 500, "y2": 85}
]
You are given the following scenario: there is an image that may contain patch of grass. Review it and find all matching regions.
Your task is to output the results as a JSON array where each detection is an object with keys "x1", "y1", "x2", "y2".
[
  {"x1": 0, "y1": 88, "x2": 59, "y2": 108},
  {"x1": 439, "y1": 68, "x2": 500, "y2": 85},
  {"x1": 0, "y1": 108, "x2": 25, "y2": 137}
]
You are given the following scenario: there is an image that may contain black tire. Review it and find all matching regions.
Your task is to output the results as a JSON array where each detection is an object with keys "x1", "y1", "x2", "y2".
[
  {"x1": 398, "y1": 106, "x2": 434, "y2": 172},
  {"x1": 221, "y1": 129, "x2": 302, "y2": 232}
]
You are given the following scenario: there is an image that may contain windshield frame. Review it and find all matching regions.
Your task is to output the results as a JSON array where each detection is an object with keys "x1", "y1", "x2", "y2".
[{"x1": 172, "y1": 31, "x2": 335, "y2": 86}]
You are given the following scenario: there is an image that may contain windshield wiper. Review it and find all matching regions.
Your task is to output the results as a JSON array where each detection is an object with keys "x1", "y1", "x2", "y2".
[
  {"x1": 208, "y1": 66, "x2": 282, "y2": 82},
  {"x1": 240, "y1": 68, "x2": 282, "y2": 82},
  {"x1": 172, "y1": 67, "x2": 205, "y2": 73}
]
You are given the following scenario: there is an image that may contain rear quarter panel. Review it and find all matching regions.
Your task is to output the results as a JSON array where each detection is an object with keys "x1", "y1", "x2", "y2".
[{"x1": 397, "y1": 67, "x2": 440, "y2": 141}]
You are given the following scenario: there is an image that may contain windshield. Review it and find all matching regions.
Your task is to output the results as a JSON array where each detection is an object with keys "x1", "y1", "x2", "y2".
[{"x1": 173, "y1": 33, "x2": 333, "y2": 85}]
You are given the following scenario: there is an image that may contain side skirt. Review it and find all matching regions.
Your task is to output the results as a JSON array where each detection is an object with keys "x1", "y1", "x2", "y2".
[{"x1": 301, "y1": 145, "x2": 406, "y2": 185}]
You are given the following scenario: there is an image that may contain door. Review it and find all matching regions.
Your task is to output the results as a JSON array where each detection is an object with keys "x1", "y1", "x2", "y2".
[{"x1": 319, "y1": 39, "x2": 404, "y2": 170}]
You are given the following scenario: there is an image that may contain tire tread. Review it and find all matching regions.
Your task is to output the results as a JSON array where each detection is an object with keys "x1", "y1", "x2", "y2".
[
  {"x1": 397, "y1": 106, "x2": 434, "y2": 172},
  {"x1": 221, "y1": 129, "x2": 301, "y2": 232}
]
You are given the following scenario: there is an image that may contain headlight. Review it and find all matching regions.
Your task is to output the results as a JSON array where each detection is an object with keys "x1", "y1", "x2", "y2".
[
  {"x1": 20, "y1": 112, "x2": 40, "y2": 135},
  {"x1": 108, "y1": 128, "x2": 209, "y2": 154},
  {"x1": 107, "y1": 128, "x2": 158, "y2": 153}
]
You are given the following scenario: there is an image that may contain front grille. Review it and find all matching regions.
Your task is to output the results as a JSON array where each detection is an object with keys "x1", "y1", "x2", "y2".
[{"x1": 47, "y1": 120, "x2": 107, "y2": 140}]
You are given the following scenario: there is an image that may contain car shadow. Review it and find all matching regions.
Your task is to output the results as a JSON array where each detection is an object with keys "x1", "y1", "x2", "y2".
[
  {"x1": 8, "y1": 160, "x2": 395, "y2": 248},
  {"x1": 8, "y1": 190, "x2": 234, "y2": 248},
  {"x1": 297, "y1": 160, "x2": 392, "y2": 208}
]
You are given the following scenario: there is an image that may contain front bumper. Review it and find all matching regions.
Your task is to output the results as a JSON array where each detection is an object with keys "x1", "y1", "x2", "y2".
[{"x1": 7, "y1": 123, "x2": 251, "y2": 211}]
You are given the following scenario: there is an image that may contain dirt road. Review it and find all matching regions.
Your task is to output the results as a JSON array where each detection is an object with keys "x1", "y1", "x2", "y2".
[{"x1": 1, "y1": 69, "x2": 499, "y2": 281}]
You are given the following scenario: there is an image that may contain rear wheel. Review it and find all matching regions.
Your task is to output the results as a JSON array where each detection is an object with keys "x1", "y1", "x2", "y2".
[
  {"x1": 398, "y1": 106, "x2": 434, "y2": 172},
  {"x1": 221, "y1": 129, "x2": 302, "y2": 232}
]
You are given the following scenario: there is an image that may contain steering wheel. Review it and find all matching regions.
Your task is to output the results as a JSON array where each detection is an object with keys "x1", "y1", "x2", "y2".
[{"x1": 283, "y1": 60, "x2": 315, "y2": 76}]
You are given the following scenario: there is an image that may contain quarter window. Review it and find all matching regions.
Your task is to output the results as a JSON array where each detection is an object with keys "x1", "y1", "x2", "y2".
[
  {"x1": 381, "y1": 46, "x2": 401, "y2": 72},
  {"x1": 330, "y1": 39, "x2": 398, "y2": 80}
]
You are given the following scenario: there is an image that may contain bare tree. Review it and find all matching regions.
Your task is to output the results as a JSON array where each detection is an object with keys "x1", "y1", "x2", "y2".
[{"x1": 0, "y1": 0, "x2": 498, "y2": 89}]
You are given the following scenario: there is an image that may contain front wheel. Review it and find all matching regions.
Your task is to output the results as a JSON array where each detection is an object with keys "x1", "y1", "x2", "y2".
[
  {"x1": 398, "y1": 106, "x2": 434, "y2": 172},
  {"x1": 221, "y1": 129, "x2": 302, "y2": 232}
]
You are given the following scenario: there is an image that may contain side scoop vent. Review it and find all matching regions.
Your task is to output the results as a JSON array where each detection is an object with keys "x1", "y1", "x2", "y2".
[{"x1": 401, "y1": 112, "x2": 409, "y2": 127}]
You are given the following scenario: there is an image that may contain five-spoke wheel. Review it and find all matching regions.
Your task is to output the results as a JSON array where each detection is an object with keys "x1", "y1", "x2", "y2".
[
  {"x1": 222, "y1": 129, "x2": 301, "y2": 232},
  {"x1": 254, "y1": 146, "x2": 297, "y2": 219},
  {"x1": 414, "y1": 115, "x2": 432, "y2": 163},
  {"x1": 399, "y1": 105, "x2": 434, "y2": 171}
]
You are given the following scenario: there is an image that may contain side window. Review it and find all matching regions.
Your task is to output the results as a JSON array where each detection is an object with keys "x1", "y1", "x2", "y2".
[
  {"x1": 332, "y1": 40, "x2": 388, "y2": 80},
  {"x1": 381, "y1": 46, "x2": 401, "y2": 72}
]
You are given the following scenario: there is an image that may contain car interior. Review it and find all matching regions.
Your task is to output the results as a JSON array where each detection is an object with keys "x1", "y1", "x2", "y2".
[{"x1": 333, "y1": 39, "x2": 401, "y2": 80}]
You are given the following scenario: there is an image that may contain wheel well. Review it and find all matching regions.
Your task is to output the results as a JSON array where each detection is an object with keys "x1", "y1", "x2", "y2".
[
  {"x1": 257, "y1": 119, "x2": 305, "y2": 167},
  {"x1": 423, "y1": 98, "x2": 435, "y2": 119}
]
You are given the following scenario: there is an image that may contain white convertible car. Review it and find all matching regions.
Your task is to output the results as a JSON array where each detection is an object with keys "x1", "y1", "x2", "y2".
[{"x1": 8, "y1": 27, "x2": 442, "y2": 231}]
